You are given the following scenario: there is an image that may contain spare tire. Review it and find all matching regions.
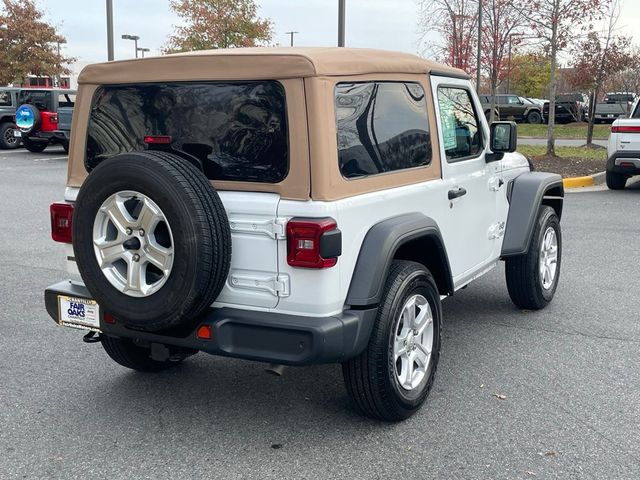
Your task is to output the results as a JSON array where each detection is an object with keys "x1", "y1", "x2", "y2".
[
  {"x1": 72, "y1": 151, "x2": 231, "y2": 332},
  {"x1": 15, "y1": 104, "x2": 41, "y2": 134}
]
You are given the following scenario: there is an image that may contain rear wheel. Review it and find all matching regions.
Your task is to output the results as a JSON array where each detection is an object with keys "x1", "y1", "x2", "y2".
[
  {"x1": 505, "y1": 206, "x2": 561, "y2": 310},
  {"x1": 342, "y1": 261, "x2": 441, "y2": 421},
  {"x1": 606, "y1": 170, "x2": 627, "y2": 190},
  {"x1": 22, "y1": 137, "x2": 47, "y2": 153},
  {"x1": 62, "y1": 140, "x2": 69, "y2": 154},
  {"x1": 101, "y1": 335, "x2": 196, "y2": 372},
  {"x1": 0, "y1": 122, "x2": 20, "y2": 149}
]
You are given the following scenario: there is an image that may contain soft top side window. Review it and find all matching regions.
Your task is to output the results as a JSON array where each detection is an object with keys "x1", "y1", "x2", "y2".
[
  {"x1": 437, "y1": 86, "x2": 483, "y2": 162},
  {"x1": 0, "y1": 91, "x2": 11, "y2": 106},
  {"x1": 335, "y1": 81, "x2": 432, "y2": 179}
]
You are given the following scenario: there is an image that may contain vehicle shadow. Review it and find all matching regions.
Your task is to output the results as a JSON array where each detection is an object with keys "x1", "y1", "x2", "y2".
[{"x1": 74, "y1": 274, "x2": 520, "y2": 445}]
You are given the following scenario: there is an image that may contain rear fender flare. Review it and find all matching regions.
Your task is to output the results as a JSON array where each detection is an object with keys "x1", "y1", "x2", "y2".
[{"x1": 345, "y1": 213, "x2": 454, "y2": 308}]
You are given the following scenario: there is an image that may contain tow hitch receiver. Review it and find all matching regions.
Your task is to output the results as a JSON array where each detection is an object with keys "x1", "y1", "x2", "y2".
[{"x1": 83, "y1": 331, "x2": 102, "y2": 343}]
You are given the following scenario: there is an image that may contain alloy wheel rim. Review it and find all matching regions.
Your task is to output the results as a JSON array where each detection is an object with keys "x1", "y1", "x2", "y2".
[
  {"x1": 4, "y1": 127, "x2": 17, "y2": 146},
  {"x1": 539, "y1": 226, "x2": 558, "y2": 290},
  {"x1": 93, "y1": 190, "x2": 174, "y2": 297},
  {"x1": 393, "y1": 294, "x2": 434, "y2": 391}
]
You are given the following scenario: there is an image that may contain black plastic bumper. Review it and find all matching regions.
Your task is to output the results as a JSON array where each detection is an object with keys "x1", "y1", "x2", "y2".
[
  {"x1": 24, "y1": 130, "x2": 69, "y2": 144},
  {"x1": 607, "y1": 151, "x2": 640, "y2": 175},
  {"x1": 45, "y1": 280, "x2": 377, "y2": 366}
]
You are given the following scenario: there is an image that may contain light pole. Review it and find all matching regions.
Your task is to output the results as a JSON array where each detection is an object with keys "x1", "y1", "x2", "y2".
[
  {"x1": 476, "y1": 0, "x2": 482, "y2": 92},
  {"x1": 137, "y1": 47, "x2": 150, "y2": 58},
  {"x1": 122, "y1": 34, "x2": 140, "y2": 58},
  {"x1": 106, "y1": 0, "x2": 114, "y2": 61},
  {"x1": 285, "y1": 31, "x2": 299, "y2": 47},
  {"x1": 338, "y1": 0, "x2": 345, "y2": 47}
]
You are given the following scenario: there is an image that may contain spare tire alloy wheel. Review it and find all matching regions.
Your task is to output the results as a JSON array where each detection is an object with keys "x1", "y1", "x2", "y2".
[
  {"x1": 73, "y1": 151, "x2": 232, "y2": 332},
  {"x1": 93, "y1": 190, "x2": 174, "y2": 297}
]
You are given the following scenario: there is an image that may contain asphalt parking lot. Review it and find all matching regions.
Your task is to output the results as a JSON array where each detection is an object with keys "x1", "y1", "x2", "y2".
[{"x1": 1, "y1": 147, "x2": 639, "y2": 480}]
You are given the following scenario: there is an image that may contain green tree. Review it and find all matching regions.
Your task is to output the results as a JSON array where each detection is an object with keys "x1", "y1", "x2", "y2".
[
  {"x1": 0, "y1": 0, "x2": 72, "y2": 86},
  {"x1": 165, "y1": 0, "x2": 273, "y2": 53},
  {"x1": 509, "y1": 53, "x2": 551, "y2": 98}
]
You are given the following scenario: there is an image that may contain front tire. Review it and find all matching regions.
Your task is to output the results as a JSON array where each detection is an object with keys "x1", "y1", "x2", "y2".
[
  {"x1": 527, "y1": 111, "x2": 542, "y2": 124},
  {"x1": 342, "y1": 261, "x2": 442, "y2": 421},
  {"x1": 606, "y1": 170, "x2": 627, "y2": 190},
  {"x1": 505, "y1": 206, "x2": 561, "y2": 310},
  {"x1": 101, "y1": 335, "x2": 195, "y2": 372}
]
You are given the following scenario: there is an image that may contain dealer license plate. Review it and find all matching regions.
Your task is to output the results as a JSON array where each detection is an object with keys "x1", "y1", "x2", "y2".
[{"x1": 57, "y1": 295, "x2": 100, "y2": 330}]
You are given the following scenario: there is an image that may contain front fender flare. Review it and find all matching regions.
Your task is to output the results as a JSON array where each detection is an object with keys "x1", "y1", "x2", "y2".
[{"x1": 501, "y1": 171, "x2": 564, "y2": 257}]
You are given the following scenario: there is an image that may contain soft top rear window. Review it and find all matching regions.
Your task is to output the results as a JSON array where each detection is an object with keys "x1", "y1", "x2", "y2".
[
  {"x1": 18, "y1": 90, "x2": 53, "y2": 111},
  {"x1": 86, "y1": 81, "x2": 289, "y2": 183}
]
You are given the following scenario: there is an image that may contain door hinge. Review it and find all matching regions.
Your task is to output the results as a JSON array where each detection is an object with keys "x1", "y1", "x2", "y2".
[
  {"x1": 229, "y1": 217, "x2": 287, "y2": 239},
  {"x1": 229, "y1": 273, "x2": 290, "y2": 297},
  {"x1": 488, "y1": 222, "x2": 506, "y2": 240},
  {"x1": 488, "y1": 177, "x2": 504, "y2": 192}
]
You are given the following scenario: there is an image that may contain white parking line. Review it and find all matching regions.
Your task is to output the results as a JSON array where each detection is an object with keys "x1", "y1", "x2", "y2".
[
  {"x1": 32, "y1": 156, "x2": 69, "y2": 162},
  {"x1": 0, "y1": 149, "x2": 31, "y2": 155}
]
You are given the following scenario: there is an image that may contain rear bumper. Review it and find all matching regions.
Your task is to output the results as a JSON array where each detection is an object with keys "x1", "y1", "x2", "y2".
[
  {"x1": 24, "y1": 130, "x2": 69, "y2": 143},
  {"x1": 44, "y1": 280, "x2": 377, "y2": 366},
  {"x1": 607, "y1": 151, "x2": 640, "y2": 175}
]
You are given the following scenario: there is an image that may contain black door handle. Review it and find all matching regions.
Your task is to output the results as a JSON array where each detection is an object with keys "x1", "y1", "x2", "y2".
[{"x1": 448, "y1": 187, "x2": 467, "y2": 200}]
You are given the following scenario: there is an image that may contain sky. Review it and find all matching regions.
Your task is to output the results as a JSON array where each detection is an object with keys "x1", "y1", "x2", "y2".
[{"x1": 38, "y1": 0, "x2": 640, "y2": 64}]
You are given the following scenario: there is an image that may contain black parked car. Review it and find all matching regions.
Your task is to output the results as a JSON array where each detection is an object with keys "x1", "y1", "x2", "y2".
[
  {"x1": 480, "y1": 94, "x2": 544, "y2": 124},
  {"x1": 542, "y1": 93, "x2": 589, "y2": 124}
]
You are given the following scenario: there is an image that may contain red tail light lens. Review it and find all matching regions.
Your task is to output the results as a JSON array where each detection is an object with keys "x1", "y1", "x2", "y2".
[
  {"x1": 144, "y1": 135, "x2": 172, "y2": 145},
  {"x1": 196, "y1": 325, "x2": 212, "y2": 340},
  {"x1": 50, "y1": 202, "x2": 74, "y2": 243},
  {"x1": 612, "y1": 125, "x2": 640, "y2": 133},
  {"x1": 287, "y1": 218, "x2": 341, "y2": 269}
]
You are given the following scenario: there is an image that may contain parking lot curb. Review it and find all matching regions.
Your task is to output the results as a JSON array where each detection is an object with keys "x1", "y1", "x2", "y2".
[{"x1": 563, "y1": 172, "x2": 605, "y2": 189}]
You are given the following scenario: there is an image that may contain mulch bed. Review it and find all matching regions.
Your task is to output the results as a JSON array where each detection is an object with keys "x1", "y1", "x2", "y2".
[{"x1": 528, "y1": 155, "x2": 605, "y2": 178}]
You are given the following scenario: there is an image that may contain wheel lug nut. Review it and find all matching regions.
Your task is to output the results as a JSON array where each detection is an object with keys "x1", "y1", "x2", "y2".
[
  {"x1": 132, "y1": 254, "x2": 140, "y2": 262},
  {"x1": 126, "y1": 228, "x2": 132, "y2": 235},
  {"x1": 139, "y1": 229, "x2": 145, "y2": 236}
]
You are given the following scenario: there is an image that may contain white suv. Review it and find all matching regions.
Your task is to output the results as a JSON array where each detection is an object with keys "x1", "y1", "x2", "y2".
[
  {"x1": 607, "y1": 97, "x2": 640, "y2": 189},
  {"x1": 45, "y1": 48, "x2": 564, "y2": 421}
]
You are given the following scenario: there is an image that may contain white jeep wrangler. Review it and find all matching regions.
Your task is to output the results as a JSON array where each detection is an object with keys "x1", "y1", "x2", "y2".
[{"x1": 45, "y1": 48, "x2": 563, "y2": 421}]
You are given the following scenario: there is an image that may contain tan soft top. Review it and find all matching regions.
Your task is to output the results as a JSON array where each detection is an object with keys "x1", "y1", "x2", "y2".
[{"x1": 78, "y1": 47, "x2": 468, "y2": 84}]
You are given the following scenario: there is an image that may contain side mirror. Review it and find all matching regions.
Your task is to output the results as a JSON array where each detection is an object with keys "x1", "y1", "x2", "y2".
[{"x1": 487, "y1": 121, "x2": 517, "y2": 161}]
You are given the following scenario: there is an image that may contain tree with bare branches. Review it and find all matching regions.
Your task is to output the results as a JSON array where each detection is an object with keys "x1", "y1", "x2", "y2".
[
  {"x1": 417, "y1": 0, "x2": 479, "y2": 74},
  {"x1": 521, "y1": 0, "x2": 607, "y2": 156},
  {"x1": 568, "y1": 0, "x2": 634, "y2": 146},
  {"x1": 481, "y1": 0, "x2": 529, "y2": 122}
]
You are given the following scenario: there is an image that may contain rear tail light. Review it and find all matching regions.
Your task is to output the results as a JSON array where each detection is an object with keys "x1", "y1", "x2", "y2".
[
  {"x1": 611, "y1": 125, "x2": 640, "y2": 133},
  {"x1": 619, "y1": 161, "x2": 636, "y2": 169},
  {"x1": 144, "y1": 135, "x2": 172, "y2": 145},
  {"x1": 287, "y1": 218, "x2": 341, "y2": 269},
  {"x1": 50, "y1": 202, "x2": 74, "y2": 243}
]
